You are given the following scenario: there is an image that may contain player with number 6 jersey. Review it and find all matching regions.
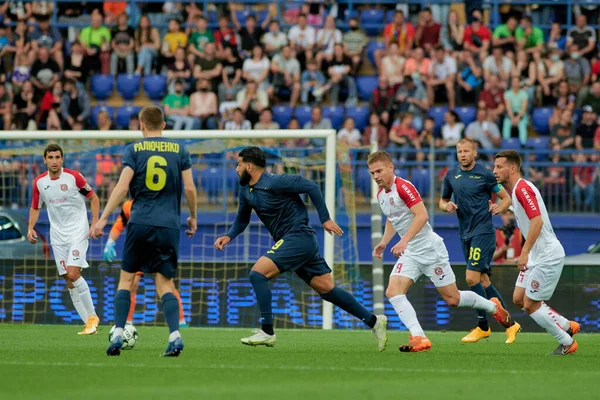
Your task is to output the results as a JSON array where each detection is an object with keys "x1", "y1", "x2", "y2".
[{"x1": 368, "y1": 151, "x2": 514, "y2": 353}]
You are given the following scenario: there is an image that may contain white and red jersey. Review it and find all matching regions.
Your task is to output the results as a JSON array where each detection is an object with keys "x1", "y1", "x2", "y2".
[
  {"x1": 512, "y1": 178, "x2": 565, "y2": 265},
  {"x1": 377, "y1": 176, "x2": 439, "y2": 256},
  {"x1": 32, "y1": 168, "x2": 94, "y2": 246}
]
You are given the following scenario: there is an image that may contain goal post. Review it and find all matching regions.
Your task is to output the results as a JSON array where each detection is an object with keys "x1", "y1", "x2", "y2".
[{"x1": 0, "y1": 129, "x2": 338, "y2": 330}]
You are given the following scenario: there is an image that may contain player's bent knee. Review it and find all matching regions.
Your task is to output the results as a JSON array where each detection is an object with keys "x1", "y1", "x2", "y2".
[
  {"x1": 385, "y1": 286, "x2": 405, "y2": 299},
  {"x1": 444, "y1": 294, "x2": 461, "y2": 307},
  {"x1": 65, "y1": 269, "x2": 81, "y2": 283},
  {"x1": 513, "y1": 297, "x2": 524, "y2": 309},
  {"x1": 310, "y1": 274, "x2": 334, "y2": 294}
]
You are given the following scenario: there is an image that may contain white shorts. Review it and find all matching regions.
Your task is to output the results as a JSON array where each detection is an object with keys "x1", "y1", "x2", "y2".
[
  {"x1": 515, "y1": 258, "x2": 564, "y2": 301},
  {"x1": 52, "y1": 238, "x2": 89, "y2": 275},
  {"x1": 390, "y1": 238, "x2": 456, "y2": 288}
]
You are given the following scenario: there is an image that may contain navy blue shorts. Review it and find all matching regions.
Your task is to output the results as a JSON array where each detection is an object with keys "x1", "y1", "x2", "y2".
[
  {"x1": 122, "y1": 223, "x2": 180, "y2": 279},
  {"x1": 461, "y1": 233, "x2": 495, "y2": 275},
  {"x1": 263, "y1": 233, "x2": 331, "y2": 285}
]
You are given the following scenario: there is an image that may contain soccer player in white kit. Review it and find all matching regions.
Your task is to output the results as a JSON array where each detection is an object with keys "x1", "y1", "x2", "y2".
[
  {"x1": 493, "y1": 150, "x2": 579, "y2": 355},
  {"x1": 368, "y1": 151, "x2": 514, "y2": 352},
  {"x1": 27, "y1": 144, "x2": 101, "y2": 335}
]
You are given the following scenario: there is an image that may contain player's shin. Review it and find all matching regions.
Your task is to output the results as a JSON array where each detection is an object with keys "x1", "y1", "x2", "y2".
[
  {"x1": 73, "y1": 277, "x2": 97, "y2": 317},
  {"x1": 113, "y1": 289, "x2": 131, "y2": 337},
  {"x1": 469, "y1": 283, "x2": 490, "y2": 330},
  {"x1": 541, "y1": 302, "x2": 570, "y2": 331},
  {"x1": 458, "y1": 291, "x2": 496, "y2": 313},
  {"x1": 161, "y1": 292, "x2": 181, "y2": 341},
  {"x1": 484, "y1": 283, "x2": 507, "y2": 309},
  {"x1": 320, "y1": 287, "x2": 377, "y2": 328},
  {"x1": 529, "y1": 305, "x2": 574, "y2": 346},
  {"x1": 127, "y1": 291, "x2": 136, "y2": 324},
  {"x1": 389, "y1": 294, "x2": 426, "y2": 337},
  {"x1": 248, "y1": 271, "x2": 274, "y2": 335},
  {"x1": 68, "y1": 287, "x2": 87, "y2": 323},
  {"x1": 173, "y1": 288, "x2": 186, "y2": 325}
]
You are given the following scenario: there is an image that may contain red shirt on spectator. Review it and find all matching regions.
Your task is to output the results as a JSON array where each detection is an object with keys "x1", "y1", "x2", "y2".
[
  {"x1": 573, "y1": 166, "x2": 595, "y2": 185},
  {"x1": 390, "y1": 124, "x2": 418, "y2": 140},
  {"x1": 214, "y1": 27, "x2": 237, "y2": 49},
  {"x1": 494, "y1": 227, "x2": 523, "y2": 264},
  {"x1": 479, "y1": 88, "x2": 504, "y2": 110},
  {"x1": 594, "y1": 126, "x2": 600, "y2": 147},
  {"x1": 464, "y1": 24, "x2": 491, "y2": 49},
  {"x1": 418, "y1": 22, "x2": 441, "y2": 48},
  {"x1": 383, "y1": 22, "x2": 415, "y2": 53}
]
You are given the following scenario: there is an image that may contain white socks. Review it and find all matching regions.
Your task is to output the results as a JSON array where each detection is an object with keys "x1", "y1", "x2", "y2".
[
  {"x1": 113, "y1": 327, "x2": 124, "y2": 338},
  {"x1": 530, "y1": 306, "x2": 574, "y2": 346},
  {"x1": 541, "y1": 302, "x2": 570, "y2": 331},
  {"x1": 72, "y1": 277, "x2": 97, "y2": 318},
  {"x1": 389, "y1": 295, "x2": 426, "y2": 338},
  {"x1": 458, "y1": 291, "x2": 496, "y2": 313},
  {"x1": 68, "y1": 288, "x2": 87, "y2": 323},
  {"x1": 169, "y1": 331, "x2": 181, "y2": 342}
]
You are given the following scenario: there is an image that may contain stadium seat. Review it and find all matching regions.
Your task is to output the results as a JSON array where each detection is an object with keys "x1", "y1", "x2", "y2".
[
  {"x1": 116, "y1": 74, "x2": 141, "y2": 101},
  {"x1": 532, "y1": 107, "x2": 553, "y2": 135},
  {"x1": 272, "y1": 106, "x2": 293, "y2": 128},
  {"x1": 356, "y1": 76, "x2": 378, "y2": 101},
  {"x1": 411, "y1": 168, "x2": 431, "y2": 197},
  {"x1": 346, "y1": 106, "x2": 370, "y2": 131},
  {"x1": 386, "y1": 9, "x2": 396, "y2": 23},
  {"x1": 294, "y1": 106, "x2": 313, "y2": 127},
  {"x1": 343, "y1": 9, "x2": 360, "y2": 23},
  {"x1": 236, "y1": 10, "x2": 270, "y2": 26},
  {"x1": 366, "y1": 41, "x2": 385, "y2": 67},
  {"x1": 201, "y1": 167, "x2": 224, "y2": 204},
  {"x1": 426, "y1": 106, "x2": 448, "y2": 132},
  {"x1": 357, "y1": 167, "x2": 371, "y2": 197},
  {"x1": 115, "y1": 106, "x2": 141, "y2": 129},
  {"x1": 143, "y1": 74, "x2": 168, "y2": 101},
  {"x1": 360, "y1": 9, "x2": 385, "y2": 35},
  {"x1": 501, "y1": 138, "x2": 522, "y2": 149},
  {"x1": 206, "y1": 11, "x2": 217, "y2": 24},
  {"x1": 455, "y1": 107, "x2": 476, "y2": 126},
  {"x1": 394, "y1": 168, "x2": 409, "y2": 179},
  {"x1": 322, "y1": 106, "x2": 345, "y2": 130},
  {"x1": 90, "y1": 75, "x2": 114, "y2": 100},
  {"x1": 526, "y1": 137, "x2": 550, "y2": 149},
  {"x1": 226, "y1": 167, "x2": 239, "y2": 196},
  {"x1": 90, "y1": 106, "x2": 115, "y2": 128}
]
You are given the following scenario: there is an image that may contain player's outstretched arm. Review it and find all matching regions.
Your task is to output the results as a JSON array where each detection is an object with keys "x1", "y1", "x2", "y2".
[
  {"x1": 373, "y1": 219, "x2": 396, "y2": 260},
  {"x1": 391, "y1": 201, "x2": 429, "y2": 257},
  {"x1": 182, "y1": 169, "x2": 197, "y2": 237},
  {"x1": 27, "y1": 208, "x2": 40, "y2": 244},
  {"x1": 88, "y1": 192, "x2": 100, "y2": 227},
  {"x1": 91, "y1": 167, "x2": 134, "y2": 239},
  {"x1": 215, "y1": 192, "x2": 252, "y2": 250}
]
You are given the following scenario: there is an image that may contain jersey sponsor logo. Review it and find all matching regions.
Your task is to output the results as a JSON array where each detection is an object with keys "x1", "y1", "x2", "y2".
[
  {"x1": 401, "y1": 184, "x2": 416, "y2": 203},
  {"x1": 60, "y1": 184, "x2": 68, "y2": 192},
  {"x1": 389, "y1": 197, "x2": 395, "y2": 206},
  {"x1": 469, "y1": 175, "x2": 481, "y2": 179},
  {"x1": 520, "y1": 187, "x2": 537, "y2": 211},
  {"x1": 72, "y1": 250, "x2": 80, "y2": 257},
  {"x1": 455, "y1": 174, "x2": 462, "y2": 179},
  {"x1": 49, "y1": 196, "x2": 68, "y2": 204}
]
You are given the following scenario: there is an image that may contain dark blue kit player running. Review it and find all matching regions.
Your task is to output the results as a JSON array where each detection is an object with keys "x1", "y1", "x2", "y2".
[
  {"x1": 91, "y1": 105, "x2": 198, "y2": 357},
  {"x1": 214, "y1": 146, "x2": 388, "y2": 350},
  {"x1": 439, "y1": 138, "x2": 521, "y2": 344}
]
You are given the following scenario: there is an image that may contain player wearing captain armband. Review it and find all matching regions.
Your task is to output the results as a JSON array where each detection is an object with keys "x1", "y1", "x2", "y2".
[
  {"x1": 103, "y1": 199, "x2": 187, "y2": 327},
  {"x1": 368, "y1": 150, "x2": 514, "y2": 353}
]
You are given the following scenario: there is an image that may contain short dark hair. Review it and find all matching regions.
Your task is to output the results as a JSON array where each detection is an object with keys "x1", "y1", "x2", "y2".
[
  {"x1": 521, "y1": 16, "x2": 532, "y2": 24},
  {"x1": 44, "y1": 143, "x2": 63, "y2": 158},
  {"x1": 139, "y1": 105, "x2": 164, "y2": 131},
  {"x1": 239, "y1": 146, "x2": 267, "y2": 168},
  {"x1": 495, "y1": 150, "x2": 522, "y2": 169}
]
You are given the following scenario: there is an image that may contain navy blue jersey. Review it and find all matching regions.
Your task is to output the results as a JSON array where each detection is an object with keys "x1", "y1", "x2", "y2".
[
  {"x1": 227, "y1": 173, "x2": 331, "y2": 242},
  {"x1": 122, "y1": 138, "x2": 192, "y2": 229},
  {"x1": 441, "y1": 163, "x2": 503, "y2": 239}
]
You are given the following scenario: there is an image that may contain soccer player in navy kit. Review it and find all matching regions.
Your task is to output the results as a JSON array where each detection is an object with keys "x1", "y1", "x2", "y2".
[
  {"x1": 215, "y1": 147, "x2": 388, "y2": 350},
  {"x1": 91, "y1": 105, "x2": 198, "y2": 356},
  {"x1": 440, "y1": 138, "x2": 521, "y2": 343}
]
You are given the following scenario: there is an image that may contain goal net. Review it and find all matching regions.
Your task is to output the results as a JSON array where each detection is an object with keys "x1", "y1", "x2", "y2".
[{"x1": 0, "y1": 130, "x2": 369, "y2": 330}]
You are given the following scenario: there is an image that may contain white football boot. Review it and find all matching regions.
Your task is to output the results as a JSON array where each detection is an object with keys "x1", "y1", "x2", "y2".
[
  {"x1": 372, "y1": 315, "x2": 388, "y2": 352},
  {"x1": 241, "y1": 330, "x2": 276, "y2": 347}
]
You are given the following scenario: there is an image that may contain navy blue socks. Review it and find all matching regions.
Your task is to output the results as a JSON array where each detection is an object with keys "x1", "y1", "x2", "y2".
[{"x1": 249, "y1": 271, "x2": 274, "y2": 335}]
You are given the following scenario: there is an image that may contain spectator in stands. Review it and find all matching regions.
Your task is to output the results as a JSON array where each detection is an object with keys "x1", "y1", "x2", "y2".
[
  {"x1": 438, "y1": 110, "x2": 464, "y2": 148},
  {"x1": 163, "y1": 79, "x2": 194, "y2": 130},
  {"x1": 167, "y1": 47, "x2": 191, "y2": 93},
  {"x1": 189, "y1": 78, "x2": 217, "y2": 129},
  {"x1": 513, "y1": 50, "x2": 537, "y2": 111},
  {"x1": 564, "y1": 43, "x2": 591, "y2": 105},
  {"x1": 134, "y1": 15, "x2": 161, "y2": 75},
  {"x1": 326, "y1": 43, "x2": 358, "y2": 107},
  {"x1": 572, "y1": 153, "x2": 595, "y2": 210},
  {"x1": 301, "y1": 59, "x2": 328, "y2": 105},
  {"x1": 187, "y1": 16, "x2": 214, "y2": 65},
  {"x1": 214, "y1": 16, "x2": 237, "y2": 59},
  {"x1": 12, "y1": 53, "x2": 31, "y2": 92},
  {"x1": 225, "y1": 107, "x2": 252, "y2": 130},
  {"x1": 492, "y1": 15, "x2": 519, "y2": 55},
  {"x1": 551, "y1": 80, "x2": 576, "y2": 123},
  {"x1": 110, "y1": 12, "x2": 135, "y2": 76},
  {"x1": 493, "y1": 208, "x2": 522, "y2": 264},
  {"x1": 582, "y1": 81, "x2": 600, "y2": 113},
  {"x1": 478, "y1": 74, "x2": 505, "y2": 123},
  {"x1": 0, "y1": 82, "x2": 12, "y2": 130},
  {"x1": 576, "y1": 105, "x2": 598, "y2": 150},
  {"x1": 547, "y1": 22, "x2": 567, "y2": 51},
  {"x1": 96, "y1": 109, "x2": 115, "y2": 130},
  {"x1": 381, "y1": 42, "x2": 405, "y2": 88},
  {"x1": 13, "y1": 18, "x2": 31, "y2": 61},
  {"x1": 550, "y1": 108, "x2": 575, "y2": 150},
  {"x1": 315, "y1": 15, "x2": 342, "y2": 69},
  {"x1": 162, "y1": 19, "x2": 187, "y2": 69},
  {"x1": 342, "y1": 17, "x2": 367, "y2": 75},
  {"x1": 262, "y1": 20, "x2": 287, "y2": 57},
  {"x1": 79, "y1": 9, "x2": 111, "y2": 75},
  {"x1": 230, "y1": 9, "x2": 269, "y2": 59},
  {"x1": 218, "y1": 46, "x2": 243, "y2": 103},
  {"x1": 389, "y1": 112, "x2": 420, "y2": 161},
  {"x1": 254, "y1": 107, "x2": 280, "y2": 130},
  {"x1": 456, "y1": 50, "x2": 483, "y2": 106},
  {"x1": 303, "y1": 107, "x2": 332, "y2": 147},
  {"x1": 370, "y1": 76, "x2": 395, "y2": 128},
  {"x1": 30, "y1": 15, "x2": 63, "y2": 70},
  {"x1": 537, "y1": 47, "x2": 565, "y2": 105},
  {"x1": 32, "y1": 1, "x2": 53, "y2": 18},
  {"x1": 465, "y1": 107, "x2": 501, "y2": 152},
  {"x1": 13, "y1": 80, "x2": 37, "y2": 130},
  {"x1": 237, "y1": 80, "x2": 268, "y2": 125},
  {"x1": 594, "y1": 122, "x2": 600, "y2": 152},
  {"x1": 30, "y1": 47, "x2": 60, "y2": 99},
  {"x1": 483, "y1": 45, "x2": 512, "y2": 88},
  {"x1": 375, "y1": 10, "x2": 414, "y2": 69},
  {"x1": 337, "y1": 117, "x2": 361, "y2": 147},
  {"x1": 427, "y1": 45, "x2": 456, "y2": 110},
  {"x1": 64, "y1": 41, "x2": 87, "y2": 88},
  {"x1": 395, "y1": 76, "x2": 428, "y2": 132},
  {"x1": 567, "y1": 14, "x2": 596, "y2": 60},
  {"x1": 61, "y1": 78, "x2": 90, "y2": 130},
  {"x1": 463, "y1": 10, "x2": 491, "y2": 55},
  {"x1": 269, "y1": 44, "x2": 301, "y2": 107},
  {"x1": 415, "y1": 8, "x2": 441, "y2": 54},
  {"x1": 193, "y1": 42, "x2": 222, "y2": 92},
  {"x1": 288, "y1": 13, "x2": 316, "y2": 68},
  {"x1": 503, "y1": 74, "x2": 529, "y2": 144},
  {"x1": 38, "y1": 79, "x2": 62, "y2": 130},
  {"x1": 419, "y1": 116, "x2": 436, "y2": 149},
  {"x1": 103, "y1": 1, "x2": 126, "y2": 25},
  {"x1": 362, "y1": 112, "x2": 389, "y2": 149},
  {"x1": 242, "y1": 45, "x2": 270, "y2": 90},
  {"x1": 403, "y1": 47, "x2": 430, "y2": 86},
  {"x1": 517, "y1": 16, "x2": 544, "y2": 54},
  {"x1": 0, "y1": 1, "x2": 31, "y2": 23},
  {"x1": 440, "y1": 9, "x2": 464, "y2": 52}
]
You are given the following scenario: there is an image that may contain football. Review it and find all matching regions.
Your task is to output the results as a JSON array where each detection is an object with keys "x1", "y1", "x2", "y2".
[{"x1": 108, "y1": 324, "x2": 138, "y2": 350}]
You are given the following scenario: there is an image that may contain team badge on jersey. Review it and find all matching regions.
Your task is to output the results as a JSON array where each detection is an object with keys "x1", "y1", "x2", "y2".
[
  {"x1": 530, "y1": 280, "x2": 540, "y2": 292},
  {"x1": 60, "y1": 184, "x2": 68, "y2": 192},
  {"x1": 72, "y1": 250, "x2": 80, "y2": 257},
  {"x1": 389, "y1": 197, "x2": 395, "y2": 206}
]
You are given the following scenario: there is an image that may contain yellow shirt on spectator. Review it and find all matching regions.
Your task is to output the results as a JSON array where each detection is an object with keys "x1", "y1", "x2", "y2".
[{"x1": 163, "y1": 32, "x2": 188, "y2": 53}]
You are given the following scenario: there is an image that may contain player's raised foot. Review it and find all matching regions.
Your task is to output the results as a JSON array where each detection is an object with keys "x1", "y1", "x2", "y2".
[
  {"x1": 179, "y1": 321, "x2": 188, "y2": 329},
  {"x1": 78, "y1": 315, "x2": 99, "y2": 335},
  {"x1": 566, "y1": 321, "x2": 580, "y2": 337},
  {"x1": 399, "y1": 335, "x2": 432, "y2": 353},
  {"x1": 162, "y1": 337, "x2": 184, "y2": 357},
  {"x1": 548, "y1": 340, "x2": 578, "y2": 356},
  {"x1": 371, "y1": 315, "x2": 388, "y2": 352},
  {"x1": 241, "y1": 330, "x2": 276, "y2": 347},
  {"x1": 106, "y1": 335, "x2": 123, "y2": 356},
  {"x1": 461, "y1": 327, "x2": 491, "y2": 343},
  {"x1": 490, "y1": 298, "x2": 513, "y2": 328},
  {"x1": 505, "y1": 321, "x2": 522, "y2": 344}
]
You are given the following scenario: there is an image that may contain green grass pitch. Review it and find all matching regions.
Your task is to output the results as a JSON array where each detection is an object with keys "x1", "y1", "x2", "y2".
[{"x1": 0, "y1": 325, "x2": 598, "y2": 400}]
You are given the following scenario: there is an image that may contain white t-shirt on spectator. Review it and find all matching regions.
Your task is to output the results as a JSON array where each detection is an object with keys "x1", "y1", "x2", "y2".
[
  {"x1": 242, "y1": 57, "x2": 271, "y2": 81},
  {"x1": 483, "y1": 55, "x2": 513, "y2": 76},
  {"x1": 262, "y1": 31, "x2": 288, "y2": 52},
  {"x1": 429, "y1": 55, "x2": 457, "y2": 80},
  {"x1": 316, "y1": 28, "x2": 342, "y2": 55},
  {"x1": 337, "y1": 128, "x2": 362, "y2": 146},
  {"x1": 288, "y1": 25, "x2": 316, "y2": 48},
  {"x1": 441, "y1": 122, "x2": 464, "y2": 147}
]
